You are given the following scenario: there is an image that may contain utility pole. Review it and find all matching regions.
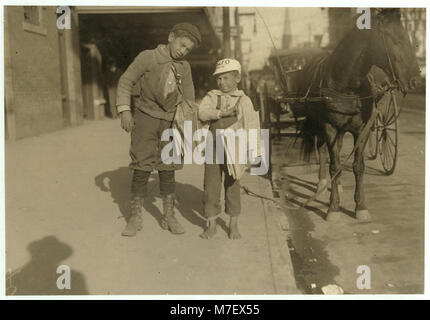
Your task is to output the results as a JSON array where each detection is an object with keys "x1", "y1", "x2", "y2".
[
  {"x1": 282, "y1": 7, "x2": 292, "y2": 49},
  {"x1": 236, "y1": 9, "x2": 256, "y2": 93},
  {"x1": 234, "y1": 7, "x2": 245, "y2": 91},
  {"x1": 222, "y1": 7, "x2": 231, "y2": 58},
  {"x1": 234, "y1": 7, "x2": 242, "y2": 64}
]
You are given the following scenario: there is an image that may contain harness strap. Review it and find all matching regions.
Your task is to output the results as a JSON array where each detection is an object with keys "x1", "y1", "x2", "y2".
[
  {"x1": 379, "y1": 20, "x2": 399, "y2": 88},
  {"x1": 216, "y1": 95, "x2": 242, "y2": 110},
  {"x1": 233, "y1": 96, "x2": 242, "y2": 109},
  {"x1": 209, "y1": 95, "x2": 242, "y2": 132},
  {"x1": 304, "y1": 56, "x2": 327, "y2": 99},
  {"x1": 216, "y1": 95, "x2": 221, "y2": 109}
]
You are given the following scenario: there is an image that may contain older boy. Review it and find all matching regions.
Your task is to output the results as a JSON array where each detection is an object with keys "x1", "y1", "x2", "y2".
[
  {"x1": 198, "y1": 58, "x2": 256, "y2": 240},
  {"x1": 117, "y1": 23, "x2": 201, "y2": 237}
]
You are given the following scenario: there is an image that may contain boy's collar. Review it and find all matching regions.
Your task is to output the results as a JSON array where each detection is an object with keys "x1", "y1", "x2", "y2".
[
  {"x1": 211, "y1": 89, "x2": 245, "y2": 97},
  {"x1": 155, "y1": 44, "x2": 184, "y2": 64}
]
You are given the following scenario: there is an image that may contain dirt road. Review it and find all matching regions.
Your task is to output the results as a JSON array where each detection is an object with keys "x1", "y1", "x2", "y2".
[{"x1": 271, "y1": 93, "x2": 425, "y2": 294}]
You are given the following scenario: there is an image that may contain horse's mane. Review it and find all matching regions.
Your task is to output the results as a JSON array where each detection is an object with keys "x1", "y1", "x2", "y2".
[{"x1": 295, "y1": 26, "x2": 371, "y2": 97}]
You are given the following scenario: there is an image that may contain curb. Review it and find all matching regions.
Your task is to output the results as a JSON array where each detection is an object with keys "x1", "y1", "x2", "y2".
[{"x1": 257, "y1": 175, "x2": 300, "y2": 294}]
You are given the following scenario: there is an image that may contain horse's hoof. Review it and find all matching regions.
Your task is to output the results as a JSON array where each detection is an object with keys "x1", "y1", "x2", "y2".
[
  {"x1": 316, "y1": 179, "x2": 328, "y2": 197},
  {"x1": 326, "y1": 211, "x2": 341, "y2": 222},
  {"x1": 315, "y1": 188, "x2": 327, "y2": 199},
  {"x1": 356, "y1": 210, "x2": 371, "y2": 221}
]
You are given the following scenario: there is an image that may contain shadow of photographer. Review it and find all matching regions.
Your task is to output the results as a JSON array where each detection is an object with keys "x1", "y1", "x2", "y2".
[{"x1": 6, "y1": 236, "x2": 88, "y2": 295}]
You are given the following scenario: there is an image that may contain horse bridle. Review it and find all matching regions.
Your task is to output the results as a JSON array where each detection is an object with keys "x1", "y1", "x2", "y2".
[{"x1": 377, "y1": 18, "x2": 401, "y2": 91}]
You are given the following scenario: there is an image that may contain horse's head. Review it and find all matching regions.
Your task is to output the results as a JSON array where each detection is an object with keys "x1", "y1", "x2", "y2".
[{"x1": 370, "y1": 9, "x2": 421, "y2": 94}]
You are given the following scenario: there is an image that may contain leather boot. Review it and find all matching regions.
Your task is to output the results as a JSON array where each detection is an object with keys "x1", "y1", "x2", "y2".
[
  {"x1": 121, "y1": 197, "x2": 143, "y2": 237},
  {"x1": 160, "y1": 194, "x2": 185, "y2": 234}
]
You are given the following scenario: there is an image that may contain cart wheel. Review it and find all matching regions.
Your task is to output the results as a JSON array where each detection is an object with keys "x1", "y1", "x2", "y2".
[
  {"x1": 367, "y1": 102, "x2": 378, "y2": 160},
  {"x1": 377, "y1": 90, "x2": 399, "y2": 175}
]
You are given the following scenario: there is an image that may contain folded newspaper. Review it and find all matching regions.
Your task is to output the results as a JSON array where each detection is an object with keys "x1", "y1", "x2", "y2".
[
  {"x1": 173, "y1": 99, "x2": 262, "y2": 181},
  {"x1": 224, "y1": 106, "x2": 262, "y2": 180},
  {"x1": 172, "y1": 99, "x2": 202, "y2": 157}
]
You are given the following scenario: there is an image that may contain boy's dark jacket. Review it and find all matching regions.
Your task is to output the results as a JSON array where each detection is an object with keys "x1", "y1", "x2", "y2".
[{"x1": 116, "y1": 44, "x2": 195, "y2": 121}]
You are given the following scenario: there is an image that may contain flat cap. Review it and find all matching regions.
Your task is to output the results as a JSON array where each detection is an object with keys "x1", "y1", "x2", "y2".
[{"x1": 171, "y1": 22, "x2": 201, "y2": 46}]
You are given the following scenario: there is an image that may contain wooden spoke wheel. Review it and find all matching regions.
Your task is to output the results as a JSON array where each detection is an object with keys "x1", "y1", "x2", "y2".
[{"x1": 375, "y1": 90, "x2": 399, "y2": 175}]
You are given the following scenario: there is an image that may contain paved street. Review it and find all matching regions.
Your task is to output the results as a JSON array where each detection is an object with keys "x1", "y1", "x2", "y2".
[
  {"x1": 5, "y1": 118, "x2": 297, "y2": 295},
  {"x1": 271, "y1": 93, "x2": 425, "y2": 294}
]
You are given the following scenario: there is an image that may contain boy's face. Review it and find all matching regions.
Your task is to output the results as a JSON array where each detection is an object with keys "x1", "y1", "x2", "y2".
[
  {"x1": 168, "y1": 33, "x2": 195, "y2": 60},
  {"x1": 216, "y1": 71, "x2": 241, "y2": 93}
]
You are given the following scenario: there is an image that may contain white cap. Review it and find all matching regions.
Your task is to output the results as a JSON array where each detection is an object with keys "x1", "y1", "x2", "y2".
[{"x1": 213, "y1": 58, "x2": 242, "y2": 76}]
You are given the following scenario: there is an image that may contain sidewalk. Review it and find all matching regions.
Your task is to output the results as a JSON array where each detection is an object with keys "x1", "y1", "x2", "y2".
[{"x1": 5, "y1": 118, "x2": 298, "y2": 295}]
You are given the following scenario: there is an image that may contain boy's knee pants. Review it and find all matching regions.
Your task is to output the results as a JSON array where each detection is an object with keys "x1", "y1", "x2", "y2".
[
  {"x1": 203, "y1": 163, "x2": 241, "y2": 218},
  {"x1": 131, "y1": 169, "x2": 175, "y2": 198},
  {"x1": 130, "y1": 110, "x2": 182, "y2": 171}
]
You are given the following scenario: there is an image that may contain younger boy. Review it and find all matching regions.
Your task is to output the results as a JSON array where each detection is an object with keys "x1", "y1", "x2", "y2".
[
  {"x1": 198, "y1": 58, "x2": 256, "y2": 240},
  {"x1": 116, "y1": 23, "x2": 201, "y2": 237}
]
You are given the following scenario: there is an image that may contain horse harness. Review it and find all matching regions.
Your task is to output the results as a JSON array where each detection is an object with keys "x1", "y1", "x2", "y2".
[
  {"x1": 294, "y1": 16, "x2": 400, "y2": 117},
  {"x1": 300, "y1": 20, "x2": 401, "y2": 208}
]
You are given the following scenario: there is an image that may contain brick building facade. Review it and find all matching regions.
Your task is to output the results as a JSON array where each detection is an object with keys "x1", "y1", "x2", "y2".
[
  {"x1": 4, "y1": 6, "x2": 221, "y2": 140},
  {"x1": 5, "y1": 6, "x2": 84, "y2": 140}
]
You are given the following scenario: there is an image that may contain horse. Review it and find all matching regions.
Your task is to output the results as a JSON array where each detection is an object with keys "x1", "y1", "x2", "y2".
[
  {"x1": 249, "y1": 67, "x2": 284, "y2": 138},
  {"x1": 289, "y1": 8, "x2": 420, "y2": 221}
]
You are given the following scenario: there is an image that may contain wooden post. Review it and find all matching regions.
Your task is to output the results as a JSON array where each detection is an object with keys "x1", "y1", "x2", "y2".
[
  {"x1": 222, "y1": 7, "x2": 231, "y2": 58},
  {"x1": 64, "y1": 8, "x2": 84, "y2": 125},
  {"x1": 234, "y1": 7, "x2": 242, "y2": 64},
  {"x1": 234, "y1": 7, "x2": 245, "y2": 91},
  {"x1": 4, "y1": 7, "x2": 17, "y2": 140}
]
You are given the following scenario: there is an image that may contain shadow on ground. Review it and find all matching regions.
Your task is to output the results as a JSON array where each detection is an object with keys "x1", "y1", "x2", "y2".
[
  {"x1": 95, "y1": 167, "x2": 207, "y2": 231},
  {"x1": 286, "y1": 174, "x2": 355, "y2": 220},
  {"x1": 6, "y1": 236, "x2": 88, "y2": 295},
  {"x1": 271, "y1": 164, "x2": 341, "y2": 294}
]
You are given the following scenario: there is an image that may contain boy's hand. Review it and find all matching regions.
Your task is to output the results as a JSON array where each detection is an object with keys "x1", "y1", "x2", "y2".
[
  {"x1": 120, "y1": 111, "x2": 134, "y2": 132},
  {"x1": 220, "y1": 108, "x2": 237, "y2": 118}
]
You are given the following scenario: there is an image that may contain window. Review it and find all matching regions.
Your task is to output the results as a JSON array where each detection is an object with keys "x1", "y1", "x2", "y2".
[
  {"x1": 22, "y1": 6, "x2": 47, "y2": 36},
  {"x1": 23, "y1": 6, "x2": 40, "y2": 26}
]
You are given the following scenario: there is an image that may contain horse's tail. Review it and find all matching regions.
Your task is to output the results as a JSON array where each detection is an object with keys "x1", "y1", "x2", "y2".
[{"x1": 296, "y1": 115, "x2": 324, "y2": 163}]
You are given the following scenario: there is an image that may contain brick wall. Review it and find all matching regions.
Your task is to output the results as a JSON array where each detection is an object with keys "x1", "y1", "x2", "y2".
[{"x1": 5, "y1": 6, "x2": 64, "y2": 139}]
